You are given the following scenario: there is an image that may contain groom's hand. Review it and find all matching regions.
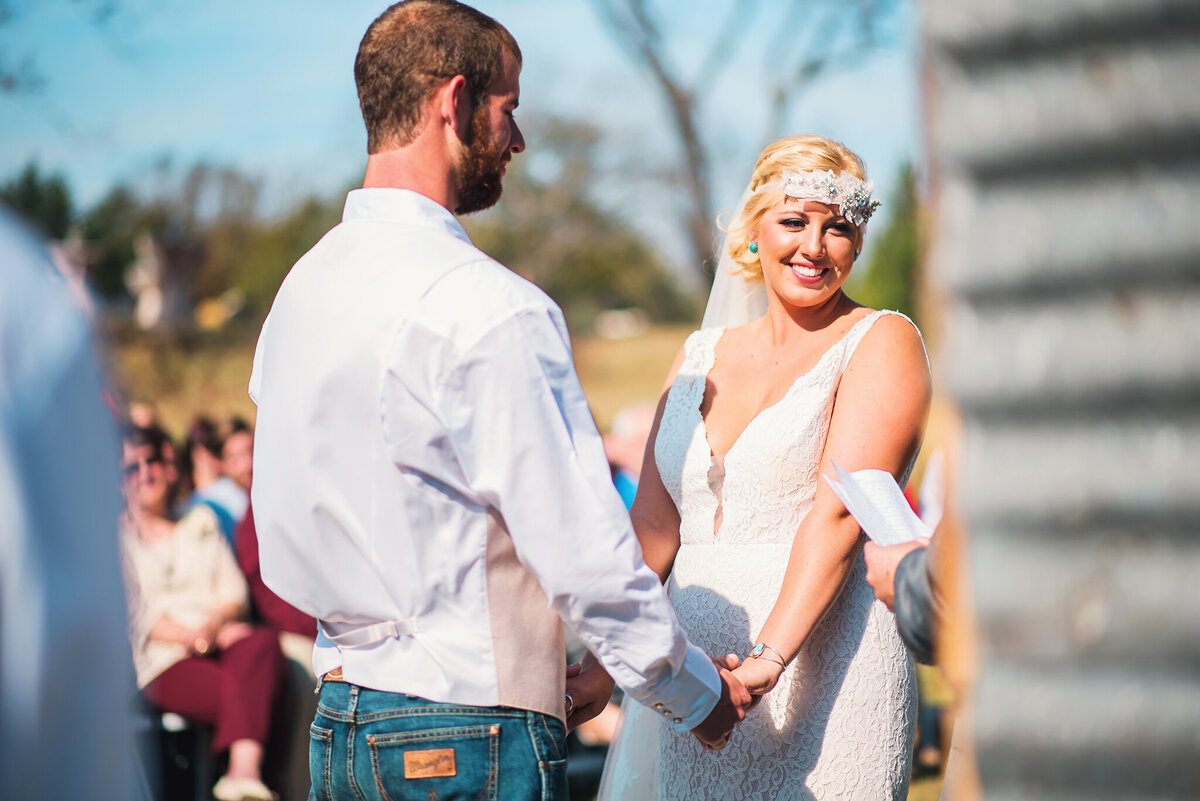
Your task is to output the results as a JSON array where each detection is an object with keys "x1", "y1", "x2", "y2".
[
  {"x1": 564, "y1": 653, "x2": 615, "y2": 731},
  {"x1": 691, "y1": 663, "x2": 751, "y2": 751},
  {"x1": 864, "y1": 538, "x2": 929, "y2": 611}
]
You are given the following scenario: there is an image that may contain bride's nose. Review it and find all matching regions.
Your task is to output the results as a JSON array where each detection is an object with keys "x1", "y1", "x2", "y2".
[{"x1": 798, "y1": 227, "x2": 825, "y2": 261}]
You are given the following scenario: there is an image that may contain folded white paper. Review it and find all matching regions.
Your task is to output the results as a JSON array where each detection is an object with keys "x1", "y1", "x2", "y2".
[{"x1": 822, "y1": 463, "x2": 931, "y2": 546}]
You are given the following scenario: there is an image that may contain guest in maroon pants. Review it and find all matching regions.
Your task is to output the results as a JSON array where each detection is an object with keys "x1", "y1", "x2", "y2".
[
  {"x1": 237, "y1": 504, "x2": 319, "y2": 801},
  {"x1": 120, "y1": 424, "x2": 285, "y2": 801}
]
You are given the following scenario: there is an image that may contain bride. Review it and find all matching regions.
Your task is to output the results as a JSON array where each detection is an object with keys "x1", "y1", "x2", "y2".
[{"x1": 598, "y1": 134, "x2": 931, "y2": 799}]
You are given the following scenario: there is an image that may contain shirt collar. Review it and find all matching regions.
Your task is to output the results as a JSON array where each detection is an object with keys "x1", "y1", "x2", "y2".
[{"x1": 342, "y1": 188, "x2": 473, "y2": 245}]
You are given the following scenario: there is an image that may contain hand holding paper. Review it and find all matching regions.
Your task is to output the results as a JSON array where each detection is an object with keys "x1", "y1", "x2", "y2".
[{"x1": 822, "y1": 463, "x2": 932, "y2": 546}]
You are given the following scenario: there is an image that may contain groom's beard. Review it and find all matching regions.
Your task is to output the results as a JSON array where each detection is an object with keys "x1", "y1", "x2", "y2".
[{"x1": 454, "y1": 105, "x2": 508, "y2": 215}]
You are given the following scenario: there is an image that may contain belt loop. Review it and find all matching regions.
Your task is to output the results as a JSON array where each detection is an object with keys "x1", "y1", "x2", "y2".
[{"x1": 347, "y1": 684, "x2": 359, "y2": 719}]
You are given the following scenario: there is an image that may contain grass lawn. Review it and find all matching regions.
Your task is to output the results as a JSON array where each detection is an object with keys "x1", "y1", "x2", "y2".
[{"x1": 909, "y1": 774, "x2": 944, "y2": 800}]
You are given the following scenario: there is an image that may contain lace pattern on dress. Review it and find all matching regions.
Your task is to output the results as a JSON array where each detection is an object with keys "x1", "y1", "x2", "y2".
[{"x1": 636, "y1": 310, "x2": 918, "y2": 801}]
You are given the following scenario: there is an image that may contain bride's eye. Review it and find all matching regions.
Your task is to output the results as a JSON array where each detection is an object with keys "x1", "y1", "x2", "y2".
[{"x1": 780, "y1": 217, "x2": 805, "y2": 230}]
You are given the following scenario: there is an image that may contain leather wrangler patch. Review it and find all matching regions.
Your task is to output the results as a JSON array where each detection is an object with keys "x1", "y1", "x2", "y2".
[{"x1": 403, "y1": 747, "x2": 457, "y2": 779}]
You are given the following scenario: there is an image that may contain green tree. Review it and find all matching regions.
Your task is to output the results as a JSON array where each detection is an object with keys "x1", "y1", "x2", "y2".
[
  {"x1": 849, "y1": 162, "x2": 919, "y2": 323},
  {"x1": 81, "y1": 184, "x2": 140, "y2": 299},
  {"x1": 78, "y1": 160, "x2": 344, "y2": 320},
  {"x1": 0, "y1": 161, "x2": 73, "y2": 239},
  {"x1": 236, "y1": 193, "x2": 344, "y2": 318},
  {"x1": 464, "y1": 117, "x2": 695, "y2": 331}
]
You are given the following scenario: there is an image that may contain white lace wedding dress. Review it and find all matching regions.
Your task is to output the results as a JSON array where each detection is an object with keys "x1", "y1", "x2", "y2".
[{"x1": 599, "y1": 310, "x2": 917, "y2": 801}]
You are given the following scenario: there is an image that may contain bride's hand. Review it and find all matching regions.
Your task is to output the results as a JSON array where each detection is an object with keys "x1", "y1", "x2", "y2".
[{"x1": 732, "y1": 655, "x2": 785, "y2": 697}]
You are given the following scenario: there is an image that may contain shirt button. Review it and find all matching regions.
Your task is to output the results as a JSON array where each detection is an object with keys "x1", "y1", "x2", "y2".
[
  {"x1": 673, "y1": 717, "x2": 682, "y2": 724},
  {"x1": 654, "y1": 703, "x2": 664, "y2": 710}
]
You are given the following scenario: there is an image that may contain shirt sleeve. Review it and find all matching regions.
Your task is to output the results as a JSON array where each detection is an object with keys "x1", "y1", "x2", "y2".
[
  {"x1": 247, "y1": 309, "x2": 270, "y2": 407},
  {"x1": 388, "y1": 300, "x2": 720, "y2": 731},
  {"x1": 894, "y1": 546, "x2": 939, "y2": 665}
]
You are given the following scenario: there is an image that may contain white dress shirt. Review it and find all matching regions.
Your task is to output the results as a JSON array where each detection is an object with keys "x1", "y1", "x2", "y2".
[{"x1": 250, "y1": 188, "x2": 719, "y2": 729}]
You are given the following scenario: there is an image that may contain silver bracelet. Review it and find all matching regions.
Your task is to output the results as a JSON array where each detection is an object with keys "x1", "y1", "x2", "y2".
[{"x1": 749, "y1": 642, "x2": 787, "y2": 668}]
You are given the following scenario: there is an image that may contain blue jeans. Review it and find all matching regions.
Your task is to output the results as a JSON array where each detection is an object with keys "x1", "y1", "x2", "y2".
[{"x1": 309, "y1": 681, "x2": 568, "y2": 801}]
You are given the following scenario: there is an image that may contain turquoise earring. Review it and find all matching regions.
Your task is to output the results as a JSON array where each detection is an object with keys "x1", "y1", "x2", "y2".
[{"x1": 748, "y1": 241, "x2": 758, "y2": 254}]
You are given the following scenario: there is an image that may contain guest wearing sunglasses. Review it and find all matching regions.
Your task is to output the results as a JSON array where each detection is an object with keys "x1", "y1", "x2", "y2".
[{"x1": 120, "y1": 424, "x2": 286, "y2": 801}]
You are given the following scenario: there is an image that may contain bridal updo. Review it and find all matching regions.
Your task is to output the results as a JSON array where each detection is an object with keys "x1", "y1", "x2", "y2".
[{"x1": 725, "y1": 135, "x2": 869, "y2": 282}]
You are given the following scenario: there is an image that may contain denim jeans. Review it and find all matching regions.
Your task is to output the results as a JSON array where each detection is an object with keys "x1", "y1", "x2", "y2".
[{"x1": 309, "y1": 681, "x2": 568, "y2": 801}]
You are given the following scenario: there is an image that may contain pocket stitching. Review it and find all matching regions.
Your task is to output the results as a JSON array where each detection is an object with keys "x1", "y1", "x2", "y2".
[
  {"x1": 367, "y1": 724, "x2": 499, "y2": 801},
  {"x1": 535, "y1": 713, "x2": 567, "y2": 764},
  {"x1": 369, "y1": 724, "x2": 496, "y2": 746},
  {"x1": 309, "y1": 723, "x2": 334, "y2": 801}
]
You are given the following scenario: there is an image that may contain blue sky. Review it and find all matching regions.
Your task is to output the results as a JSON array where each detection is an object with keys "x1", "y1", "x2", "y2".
[{"x1": 0, "y1": 0, "x2": 922, "y2": 269}]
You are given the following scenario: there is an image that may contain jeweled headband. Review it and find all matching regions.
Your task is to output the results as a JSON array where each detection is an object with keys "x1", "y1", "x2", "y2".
[{"x1": 754, "y1": 169, "x2": 881, "y2": 228}]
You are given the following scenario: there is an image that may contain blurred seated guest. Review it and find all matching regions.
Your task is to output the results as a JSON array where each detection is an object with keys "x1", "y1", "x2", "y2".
[
  {"x1": 222, "y1": 417, "x2": 254, "y2": 498},
  {"x1": 182, "y1": 415, "x2": 247, "y2": 545},
  {"x1": 125, "y1": 404, "x2": 181, "y2": 494},
  {"x1": 236, "y1": 505, "x2": 317, "y2": 801},
  {"x1": 120, "y1": 424, "x2": 286, "y2": 801},
  {"x1": 235, "y1": 505, "x2": 317, "y2": 654},
  {"x1": 602, "y1": 402, "x2": 656, "y2": 509}
]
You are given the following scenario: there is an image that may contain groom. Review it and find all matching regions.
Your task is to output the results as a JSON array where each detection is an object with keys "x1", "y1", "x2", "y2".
[{"x1": 249, "y1": 1, "x2": 749, "y2": 798}]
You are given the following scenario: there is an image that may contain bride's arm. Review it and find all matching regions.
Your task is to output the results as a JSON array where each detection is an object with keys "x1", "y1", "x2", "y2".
[
  {"x1": 734, "y1": 315, "x2": 932, "y2": 695},
  {"x1": 629, "y1": 345, "x2": 687, "y2": 584}
]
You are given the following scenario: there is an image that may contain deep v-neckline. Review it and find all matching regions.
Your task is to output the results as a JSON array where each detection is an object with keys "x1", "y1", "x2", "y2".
[
  {"x1": 692, "y1": 313, "x2": 879, "y2": 539},
  {"x1": 698, "y1": 312, "x2": 876, "y2": 466}
]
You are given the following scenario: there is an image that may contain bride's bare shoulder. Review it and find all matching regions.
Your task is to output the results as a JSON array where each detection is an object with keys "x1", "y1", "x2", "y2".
[{"x1": 846, "y1": 311, "x2": 931, "y2": 397}]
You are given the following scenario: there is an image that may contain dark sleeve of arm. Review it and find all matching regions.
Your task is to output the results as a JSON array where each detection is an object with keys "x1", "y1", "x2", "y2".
[{"x1": 893, "y1": 546, "x2": 943, "y2": 665}]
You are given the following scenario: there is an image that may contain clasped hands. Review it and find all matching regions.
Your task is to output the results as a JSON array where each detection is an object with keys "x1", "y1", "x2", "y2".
[
  {"x1": 180, "y1": 616, "x2": 252, "y2": 656},
  {"x1": 564, "y1": 650, "x2": 785, "y2": 751}
]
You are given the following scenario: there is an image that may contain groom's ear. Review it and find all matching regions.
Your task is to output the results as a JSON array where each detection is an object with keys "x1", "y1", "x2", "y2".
[{"x1": 435, "y1": 74, "x2": 472, "y2": 143}]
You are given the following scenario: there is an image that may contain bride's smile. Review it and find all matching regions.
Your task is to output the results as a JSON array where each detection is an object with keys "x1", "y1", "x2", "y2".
[{"x1": 753, "y1": 198, "x2": 859, "y2": 308}]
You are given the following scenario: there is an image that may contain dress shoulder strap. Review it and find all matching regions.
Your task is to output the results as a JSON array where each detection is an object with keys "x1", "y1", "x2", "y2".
[
  {"x1": 839, "y1": 309, "x2": 921, "y2": 367},
  {"x1": 680, "y1": 326, "x2": 724, "y2": 378}
]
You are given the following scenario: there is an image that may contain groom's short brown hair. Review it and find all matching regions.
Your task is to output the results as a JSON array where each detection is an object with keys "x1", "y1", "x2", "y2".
[{"x1": 355, "y1": 0, "x2": 521, "y2": 153}]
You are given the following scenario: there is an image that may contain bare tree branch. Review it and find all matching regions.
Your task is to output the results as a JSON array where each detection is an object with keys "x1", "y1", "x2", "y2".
[
  {"x1": 592, "y1": 0, "x2": 896, "y2": 286},
  {"x1": 0, "y1": 56, "x2": 44, "y2": 94},
  {"x1": 590, "y1": 0, "x2": 716, "y2": 276},
  {"x1": 1, "y1": 1, "x2": 145, "y2": 98},
  {"x1": 694, "y1": 0, "x2": 759, "y2": 90}
]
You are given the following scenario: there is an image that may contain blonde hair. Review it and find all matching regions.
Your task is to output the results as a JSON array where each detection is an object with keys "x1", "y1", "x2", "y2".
[{"x1": 725, "y1": 135, "x2": 868, "y2": 282}]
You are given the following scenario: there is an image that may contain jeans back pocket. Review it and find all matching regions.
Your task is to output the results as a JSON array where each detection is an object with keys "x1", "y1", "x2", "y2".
[
  {"x1": 367, "y1": 723, "x2": 500, "y2": 801},
  {"x1": 528, "y1": 714, "x2": 568, "y2": 799},
  {"x1": 308, "y1": 723, "x2": 335, "y2": 801}
]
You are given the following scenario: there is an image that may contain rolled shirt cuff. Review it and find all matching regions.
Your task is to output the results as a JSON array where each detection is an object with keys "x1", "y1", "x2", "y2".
[{"x1": 642, "y1": 641, "x2": 721, "y2": 732}]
